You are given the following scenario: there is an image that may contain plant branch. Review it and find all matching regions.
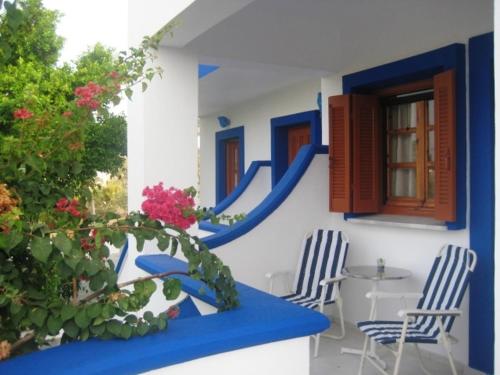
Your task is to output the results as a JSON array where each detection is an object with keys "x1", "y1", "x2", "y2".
[
  {"x1": 11, "y1": 332, "x2": 35, "y2": 353},
  {"x1": 79, "y1": 270, "x2": 190, "y2": 303}
]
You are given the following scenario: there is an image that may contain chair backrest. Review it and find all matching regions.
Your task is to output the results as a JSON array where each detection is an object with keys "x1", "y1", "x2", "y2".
[
  {"x1": 292, "y1": 229, "x2": 349, "y2": 301},
  {"x1": 416, "y1": 244, "x2": 477, "y2": 332}
]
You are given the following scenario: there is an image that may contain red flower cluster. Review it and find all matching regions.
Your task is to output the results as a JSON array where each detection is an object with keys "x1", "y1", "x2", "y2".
[
  {"x1": 55, "y1": 197, "x2": 83, "y2": 218},
  {"x1": 74, "y1": 82, "x2": 103, "y2": 110},
  {"x1": 13, "y1": 108, "x2": 33, "y2": 120},
  {"x1": 141, "y1": 183, "x2": 196, "y2": 230},
  {"x1": 108, "y1": 71, "x2": 120, "y2": 79},
  {"x1": 166, "y1": 305, "x2": 180, "y2": 320}
]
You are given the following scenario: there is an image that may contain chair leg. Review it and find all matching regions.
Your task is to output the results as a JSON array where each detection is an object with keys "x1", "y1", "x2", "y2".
[
  {"x1": 314, "y1": 333, "x2": 320, "y2": 358},
  {"x1": 357, "y1": 334, "x2": 370, "y2": 375},
  {"x1": 336, "y1": 296, "x2": 346, "y2": 339},
  {"x1": 437, "y1": 318, "x2": 458, "y2": 375},
  {"x1": 393, "y1": 318, "x2": 409, "y2": 375}
]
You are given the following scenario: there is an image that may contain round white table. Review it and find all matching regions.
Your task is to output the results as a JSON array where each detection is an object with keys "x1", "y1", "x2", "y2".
[{"x1": 340, "y1": 265, "x2": 412, "y2": 369}]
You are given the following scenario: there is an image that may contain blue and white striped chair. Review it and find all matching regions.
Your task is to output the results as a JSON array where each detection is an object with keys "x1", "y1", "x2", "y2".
[
  {"x1": 357, "y1": 244, "x2": 477, "y2": 375},
  {"x1": 266, "y1": 229, "x2": 349, "y2": 357}
]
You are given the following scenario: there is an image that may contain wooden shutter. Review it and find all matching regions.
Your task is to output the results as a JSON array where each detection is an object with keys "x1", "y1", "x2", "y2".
[
  {"x1": 329, "y1": 95, "x2": 352, "y2": 212},
  {"x1": 352, "y1": 95, "x2": 381, "y2": 213},
  {"x1": 434, "y1": 70, "x2": 456, "y2": 221}
]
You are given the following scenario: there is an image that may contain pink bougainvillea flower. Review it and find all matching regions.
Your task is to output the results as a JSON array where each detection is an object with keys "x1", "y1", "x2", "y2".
[
  {"x1": 13, "y1": 108, "x2": 33, "y2": 120},
  {"x1": 74, "y1": 81, "x2": 104, "y2": 110},
  {"x1": 108, "y1": 71, "x2": 120, "y2": 79},
  {"x1": 141, "y1": 182, "x2": 196, "y2": 230},
  {"x1": 54, "y1": 197, "x2": 83, "y2": 218}
]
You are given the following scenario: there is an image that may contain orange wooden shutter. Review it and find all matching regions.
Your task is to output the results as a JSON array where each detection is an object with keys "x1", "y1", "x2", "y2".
[
  {"x1": 329, "y1": 95, "x2": 352, "y2": 212},
  {"x1": 434, "y1": 70, "x2": 456, "y2": 221},
  {"x1": 352, "y1": 95, "x2": 381, "y2": 213}
]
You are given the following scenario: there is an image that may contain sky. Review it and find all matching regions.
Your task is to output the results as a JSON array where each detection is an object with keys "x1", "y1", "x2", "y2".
[{"x1": 42, "y1": 0, "x2": 128, "y2": 63}]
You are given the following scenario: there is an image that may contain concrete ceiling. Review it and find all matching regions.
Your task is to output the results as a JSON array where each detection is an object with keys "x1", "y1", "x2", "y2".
[{"x1": 175, "y1": 0, "x2": 493, "y2": 116}]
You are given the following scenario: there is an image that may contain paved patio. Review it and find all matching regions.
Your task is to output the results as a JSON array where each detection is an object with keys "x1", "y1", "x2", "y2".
[{"x1": 311, "y1": 323, "x2": 484, "y2": 375}]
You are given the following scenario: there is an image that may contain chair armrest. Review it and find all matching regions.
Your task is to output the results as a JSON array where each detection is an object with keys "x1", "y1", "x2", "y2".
[
  {"x1": 319, "y1": 276, "x2": 346, "y2": 286},
  {"x1": 265, "y1": 270, "x2": 292, "y2": 280},
  {"x1": 365, "y1": 291, "x2": 423, "y2": 300},
  {"x1": 398, "y1": 309, "x2": 462, "y2": 318}
]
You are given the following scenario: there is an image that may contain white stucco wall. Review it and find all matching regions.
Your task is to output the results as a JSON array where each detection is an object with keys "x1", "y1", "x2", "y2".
[
  {"x1": 219, "y1": 166, "x2": 272, "y2": 217},
  {"x1": 199, "y1": 78, "x2": 321, "y2": 207},
  {"x1": 143, "y1": 337, "x2": 310, "y2": 375}
]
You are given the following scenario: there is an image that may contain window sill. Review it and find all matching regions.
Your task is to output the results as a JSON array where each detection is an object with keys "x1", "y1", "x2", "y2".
[{"x1": 346, "y1": 214, "x2": 447, "y2": 231}]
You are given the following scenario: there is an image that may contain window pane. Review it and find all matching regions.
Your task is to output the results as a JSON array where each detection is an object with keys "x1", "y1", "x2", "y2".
[
  {"x1": 428, "y1": 130, "x2": 435, "y2": 162},
  {"x1": 388, "y1": 103, "x2": 417, "y2": 130},
  {"x1": 427, "y1": 168, "x2": 435, "y2": 199},
  {"x1": 391, "y1": 168, "x2": 416, "y2": 197},
  {"x1": 391, "y1": 133, "x2": 416, "y2": 162},
  {"x1": 427, "y1": 99, "x2": 435, "y2": 126}
]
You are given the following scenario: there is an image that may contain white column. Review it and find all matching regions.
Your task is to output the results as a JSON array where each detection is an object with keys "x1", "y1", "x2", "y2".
[
  {"x1": 320, "y1": 75, "x2": 343, "y2": 146},
  {"x1": 124, "y1": 47, "x2": 198, "y2": 281}
]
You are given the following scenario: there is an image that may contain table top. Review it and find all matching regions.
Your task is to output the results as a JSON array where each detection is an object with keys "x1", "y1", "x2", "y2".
[{"x1": 342, "y1": 265, "x2": 412, "y2": 281}]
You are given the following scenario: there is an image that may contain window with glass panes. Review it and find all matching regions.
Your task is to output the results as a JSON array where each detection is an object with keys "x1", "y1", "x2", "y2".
[{"x1": 383, "y1": 93, "x2": 435, "y2": 213}]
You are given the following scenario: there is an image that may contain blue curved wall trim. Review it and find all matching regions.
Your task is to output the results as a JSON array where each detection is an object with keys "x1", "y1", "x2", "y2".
[
  {"x1": 0, "y1": 255, "x2": 329, "y2": 374},
  {"x1": 115, "y1": 240, "x2": 128, "y2": 275},
  {"x1": 468, "y1": 32, "x2": 494, "y2": 374},
  {"x1": 203, "y1": 145, "x2": 328, "y2": 249},
  {"x1": 216, "y1": 126, "x2": 245, "y2": 204},
  {"x1": 342, "y1": 43, "x2": 466, "y2": 230},
  {"x1": 198, "y1": 221, "x2": 228, "y2": 233},
  {"x1": 212, "y1": 160, "x2": 271, "y2": 215},
  {"x1": 271, "y1": 110, "x2": 322, "y2": 187}
]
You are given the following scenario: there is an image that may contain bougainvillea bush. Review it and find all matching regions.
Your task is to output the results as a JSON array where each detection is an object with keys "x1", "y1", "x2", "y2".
[{"x1": 0, "y1": 0, "x2": 238, "y2": 360}]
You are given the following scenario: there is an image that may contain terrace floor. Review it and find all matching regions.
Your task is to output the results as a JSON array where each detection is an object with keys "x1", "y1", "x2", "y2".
[{"x1": 311, "y1": 323, "x2": 484, "y2": 375}]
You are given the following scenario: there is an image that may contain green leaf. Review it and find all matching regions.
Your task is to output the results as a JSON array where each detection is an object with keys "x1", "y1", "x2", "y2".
[
  {"x1": 75, "y1": 309, "x2": 90, "y2": 329},
  {"x1": 137, "y1": 321, "x2": 148, "y2": 336},
  {"x1": 170, "y1": 239, "x2": 178, "y2": 256},
  {"x1": 54, "y1": 233, "x2": 72, "y2": 255},
  {"x1": 125, "y1": 88, "x2": 133, "y2": 100},
  {"x1": 111, "y1": 231, "x2": 126, "y2": 248},
  {"x1": 157, "y1": 235, "x2": 170, "y2": 251},
  {"x1": 136, "y1": 234, "x2": 145, "y2": 251},
  {"x1": 101, "y1": 304, "x2": 115, "y2": 319},
  {"x1": 124, "y1": 315, "x2": 137, "y2": 324},
  {"x1": 143, "y1": 311, "x2": 154, "y2": 322},
  {"x1": 61, "y1": 304, "x2": 77, "y2": 321},
  {"x1": 141, "y1": 82, "x2": 148, "y2": 92},
  {"x1": 90, "y1": 323, "x2": 105, "y2": 336},
  {"x1": 120, "y1": 324, "x2": 133, "y2": 339},
  {"x1": 0, "y1": 230, "x2": 23, "y2": 252},
  {"x1": 84, "y1": 259, "x2": 101, "y2": 276},
  {"x1": 87, "y1": 303, "x2": 102, "y2": 319},
  {"x1": 63, "y1": 320, "x2": 79, "y2": 338},
  {"x1": 106, "y1": 319, "x2": 122, "y2": 336},
  {"x1": 29, "y1": 308, "x2": 48, "y2": 328},
  {"x1": 163, "y1": 278, "x2": 182, "y2": 300},
  {"x1": 31, "y1": 236, "x2": 52, "y2": 263},
  {"x1": 47, "y1": 315, "x2": 63, "y2": 335},
  {"x1": 89, "y1": 273, "x2": 105, "y2": 291}
]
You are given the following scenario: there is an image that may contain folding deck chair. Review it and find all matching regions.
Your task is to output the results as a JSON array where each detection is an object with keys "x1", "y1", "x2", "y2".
[
  {"x1": 266, "y1": 229, "x2": 349, "y2": 357},
  {"x1": 357, "y1": 244, "x2": 477, "y2": 375}
]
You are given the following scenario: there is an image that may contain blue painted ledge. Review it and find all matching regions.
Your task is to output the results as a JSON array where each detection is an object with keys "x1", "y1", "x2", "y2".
[
  {"x1": 203, "y1": 145, "x2": 328, "y2": 249},
  {"x1": 0, "y1": 255, "x2": 329, "y2": 375}
]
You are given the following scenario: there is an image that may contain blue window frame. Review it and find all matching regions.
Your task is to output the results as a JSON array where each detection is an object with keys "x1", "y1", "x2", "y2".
[
  {"x1": 270, "y1": 110, "x2": 322, "y2": 187},
  {"x1": 215, "y1": 126, "x2": 245, "y2": 204},
  {"x1": 342, "y1": 43, "x2": 466, "y2": 230}
]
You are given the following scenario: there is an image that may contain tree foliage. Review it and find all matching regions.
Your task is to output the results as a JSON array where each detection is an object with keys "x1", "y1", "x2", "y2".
[{"x1": 0, "y1": 0, "x2": 239, "y2": 360}]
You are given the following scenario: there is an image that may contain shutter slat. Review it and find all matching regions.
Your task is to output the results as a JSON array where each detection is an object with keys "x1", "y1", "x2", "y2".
[
  {"x1": 329, "y1": 95, "x2": 352, "y2": 212},
  {"x1": 352, "y1": 95, "x2": 381, "y2": 213},
  {"x1": 434, "y1": 70, "x2": 456, "y2": 221}
]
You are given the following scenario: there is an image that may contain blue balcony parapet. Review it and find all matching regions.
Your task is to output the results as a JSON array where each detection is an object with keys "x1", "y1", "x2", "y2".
[{"x1": 0, "y1": 255, "x2": 329, "y2": 375}]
